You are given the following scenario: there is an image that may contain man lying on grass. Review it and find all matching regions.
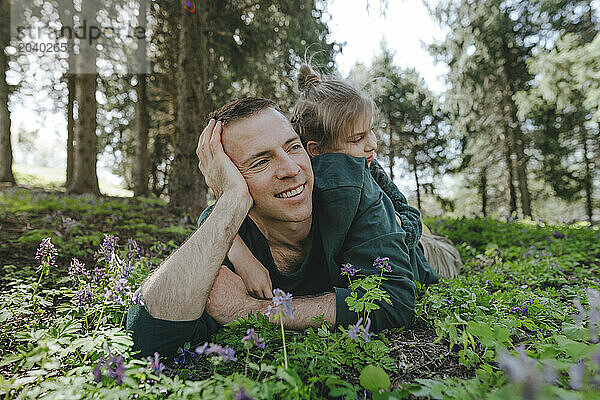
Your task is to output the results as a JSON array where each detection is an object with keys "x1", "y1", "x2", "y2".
[{"x1": 126, "y1": 98, "x2": 437, "y2": 358}]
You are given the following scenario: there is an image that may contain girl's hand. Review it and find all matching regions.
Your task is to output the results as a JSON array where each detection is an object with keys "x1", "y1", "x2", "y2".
[
  {"x1": 228, "y1": 234, "x2": 273, "y2": 299},
  {"x1": 235, "y1": 259, "x2": 273, "y2": 299}
]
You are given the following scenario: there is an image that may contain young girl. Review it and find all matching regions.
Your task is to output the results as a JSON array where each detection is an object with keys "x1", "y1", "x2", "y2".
[{"x1": 228, "y1": 64, "x2": 453, "y2": 299}]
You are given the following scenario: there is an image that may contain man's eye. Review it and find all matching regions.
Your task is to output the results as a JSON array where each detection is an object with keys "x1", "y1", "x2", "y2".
[
  {"x1": 351, "y1": 136, "x2": 363, "y2": 143},
  {"x1": 290, "y1": 143, "x2": 303, "y2": 151},
  {"x1": 253, "y1": 159, "x2": 268, "y2": 168}
]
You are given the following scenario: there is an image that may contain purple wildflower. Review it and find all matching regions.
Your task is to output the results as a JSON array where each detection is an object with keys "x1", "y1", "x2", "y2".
[
  {"x1": 522, "y1": 246, "x2": 536, "y2": 258},
  {"x1": 174, "y1": 348, "x2": 188, "y2": 365},
  {"x1": 96, "y1": 234, "x2": 119, "y2": 261},
  {"x1": 498, "y1": 346, "x2": 549, "y2": 400},
  {"x1": 242, "y1": 328, "x2": 266, "y2": 350},
  {"x1": 68, "y1": 258, "x2": 89, "y2": 281},
  {"x1": 552, "y1": 230, "x2": 566, "y2": 239},
  {"x1": 74, "y1": 284, "x2": 94, "y2": 305},
  {"x1": 593, "y1": 348, "x2": 600, "y2": 368},
  {"x1": 510, "y1": 306, "x2": 530, "y2": 317},
  {"x1": 126, "y1": 238, "x2": 143, "y2": 261},
  {"x1": 93, "y1": 358, "x2": 103, "y2": 383},
  {"x1": 267, "y1": 289, "x2": 295, "y2": 320},
  {"x1": 146, "y1": 352, "x2": 165, "y2": 376},
  {"x1": 35, "y1": 238, "x2": 58, "y2": 268},
  {"x1": 195, "y1": 342, "x2": 237, "y2": 362},
  {"x1": 362, "y1": 317, "x2": 373, "y2": 342},
  {"x1": 373, "y1": 257, "x2": 392, "y2": 273},
  {"x1": 569, "y1": 360, "x2": 585, "y2": 390},
  {"x1": 61, "y1": 216, "x2": 78, "y2": 232},
  {"x1": 130, "y1": 288, "x2": 144, "y2": 306},
  {"x1": 105, "y1": 355, "x2": 126, "y2": 384},
  {"x1": 348, "y1": 317, "x2": 363, "y2": 339},
  {"x1": 195, "y1": 343, "x2": 208, "y2": 355},
  {"x1": 341, "y1": 263, "x2": 358, "y2": 277},
  {"x1": 441, "y1": 299, "x2": 454, "y2": 305},
  {"x1": 347, "y1": 317, "x2": 373, "y2": 342},
  {"x1": 234, "y1": 388, "x2": 255, "y2": 400},
  {"x1": 105, "y1": 277, "x2": 130, "y2": 305}
]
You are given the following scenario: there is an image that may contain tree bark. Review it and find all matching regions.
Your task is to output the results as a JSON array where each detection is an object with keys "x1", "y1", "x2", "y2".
[
  {"x1": 510, "y1": 105, "x2": 532, "y2": 218},
  {"x1": 412, "y1": 151, "x2": 421, "y2": 210},
  {"x1": 68, "y1": 72, "x2": 100, "y2": 195},
  {"x1": 582, "y1": 129, "x2": 594, "y2": 224},
  {"x1": 387, "y1": 123, "x2": 394, "y2": 181},
  {"x1": 0, "y1": 0, "x2": 15, "y2": 185},
  {"x1": 500, "y1": 36, "x2": 532, "y2": 218},
  {"x1": 169, "y1": 6, "x2": 209, "y2": 216},
  {"x1": 504, "y1": 139, "x2": 517, "y2": 216},
  {"x1": 134, "y1": 73, "x2": 150, "y2": 196},
  {"x1": 479, "y1": 170, "x2": 487, "y2": 217},
  {"x1": 66, "y1": 75, "x2": 75, "y2": 187}
]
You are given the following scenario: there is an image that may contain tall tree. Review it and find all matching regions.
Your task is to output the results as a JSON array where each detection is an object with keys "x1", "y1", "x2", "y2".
[
  {"x1": 429, "y1": 0, "x2": 535, "y2": 217},
  {"x1": 67, "y1": 3, "x2": 100, "y2": 195},
  {"x1": 516, "y1": 33, "x2": 599, "y2": 223},
  {"x1": 66, "y1": 74, "x2": 75, "y2": 187},
  {"x1": 134, "y1": 73, "x2": 150, "y2": 196},
  {"x1": 368, "y1": 45, "x2": 450, "y2": 210},
  {"x1": 0, "y1": 0, "x2": 15, "y2": 185},
  {"x1": 169, "y1": 3, "x2": 210, "y2": 216}
]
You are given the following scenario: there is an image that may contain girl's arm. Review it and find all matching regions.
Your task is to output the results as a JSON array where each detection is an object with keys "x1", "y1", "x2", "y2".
[
  {"x1": 369, "y1": 158, "x2": 422, "y2": 249},
  {"x1": 228, "y1": 234, "x2": 273, "y2": 299}
]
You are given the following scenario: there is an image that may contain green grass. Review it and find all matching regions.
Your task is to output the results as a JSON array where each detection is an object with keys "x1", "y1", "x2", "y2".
[
  {"x1": 13, "y1": 164, "x2": 133, "y2": 197},
  {"x1": 1, "y1": 190, "x2": 599, "y2": 399}
]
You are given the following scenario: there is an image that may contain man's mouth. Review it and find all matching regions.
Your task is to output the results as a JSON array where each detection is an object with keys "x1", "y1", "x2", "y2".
[
  {"x1": 275, "y1": 183, "x2": 305, "y2": 199},
  {"x1": 366, "y1": 155, "x2": 374, "y2": 163}
]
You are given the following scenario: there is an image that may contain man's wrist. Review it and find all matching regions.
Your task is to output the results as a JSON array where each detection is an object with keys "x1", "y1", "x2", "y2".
[{"x1": 220, "y1": 187, "x2": 253, "y2": 212}]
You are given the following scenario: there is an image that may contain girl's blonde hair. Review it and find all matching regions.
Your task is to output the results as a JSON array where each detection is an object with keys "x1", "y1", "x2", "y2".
[{"x1": 291, "y1": 64, "x2": 374, "y2": 152}]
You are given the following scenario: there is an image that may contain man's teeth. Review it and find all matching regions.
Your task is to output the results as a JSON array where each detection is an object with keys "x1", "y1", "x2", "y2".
[{"x1": 276, "y1": 185, "x2": 304, "y2": 198}]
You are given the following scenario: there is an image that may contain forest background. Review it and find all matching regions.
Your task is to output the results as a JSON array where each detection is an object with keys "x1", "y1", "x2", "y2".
[{"x1": 1, "y1": 0, "x2": 599, "y2": 225}]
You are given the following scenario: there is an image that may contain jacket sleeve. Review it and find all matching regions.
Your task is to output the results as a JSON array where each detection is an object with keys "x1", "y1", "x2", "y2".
[
  {"x1": 126, "y1": 203, "x2": 225, "y2": 359},
  {"x1": 369, "y1": 159, "x2": 423, "y2": 249}
]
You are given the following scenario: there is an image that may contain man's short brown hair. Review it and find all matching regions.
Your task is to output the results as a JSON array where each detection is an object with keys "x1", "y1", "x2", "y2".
[{"x1": 208, "y1": 97, "x2": 280, "y2": 126}]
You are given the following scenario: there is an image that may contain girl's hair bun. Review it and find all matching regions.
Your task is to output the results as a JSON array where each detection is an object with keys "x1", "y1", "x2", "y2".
[{"x1": 297, "y1": 64, "x2": 321, "y2": 92}]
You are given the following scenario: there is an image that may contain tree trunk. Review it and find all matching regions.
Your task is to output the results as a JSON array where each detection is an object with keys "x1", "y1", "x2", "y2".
[
  {"x1": 509, "y1": 105, "x2": 532, "y2": 218},
  {"x1": 504, "y1": 139, "x2": 517, "y2": 216},
  {"x1": 68, "y1": 72, "x2": 100, "y2": 195},
  {"x1": 169, "y1": 6, "x2": 209, "y2": 216},
  {"x1": 479, "y1": 170, "x2": 487, "y2": 217},
  {"x1": 500, "y1": 36, "x2": 531, "y2": 218},
  {"x1": 66, "y1": 74, "x2": 75, "y2": 187},
  {"x1": 134, "y1": 73, "x2": 150, "y2": 196},
  {"x1": 412, "y1": 151, "x2": 421, "y2": 210},
  {"x1": 387, "y1": 124, "x2": 394, "y2": 181},
  {"x1": 582, "y1": 129, "x2": 594, "y2": 224},
  {"x1": 0, "y1": 0, "x2": 15, "y2": 185}
]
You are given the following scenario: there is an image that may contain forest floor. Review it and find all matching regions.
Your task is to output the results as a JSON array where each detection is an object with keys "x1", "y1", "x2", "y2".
[{"x1": 1, "y1": 186, "x2": 599, "y2": 399}]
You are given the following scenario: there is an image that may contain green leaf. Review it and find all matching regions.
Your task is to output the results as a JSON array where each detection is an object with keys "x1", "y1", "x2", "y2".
[
  {"x1": 359, "y1": 365, "x2": 391, "y2": 392},
  {"x1": 561, "y1": 323, "x2": 586, "y2": 341}
]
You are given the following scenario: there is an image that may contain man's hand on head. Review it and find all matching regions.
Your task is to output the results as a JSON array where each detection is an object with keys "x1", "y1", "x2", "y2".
[
  {"x1": 206, "y1": 265, "x2": 261, "y2": 325},
  {"x1": 196, "y1": 119, "x2": 253, "y2": 205}
]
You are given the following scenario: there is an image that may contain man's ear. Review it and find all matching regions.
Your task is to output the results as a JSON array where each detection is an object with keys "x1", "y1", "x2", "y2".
[{"x1": 305, "y1": 141, "x2": 322, "y2": 157}]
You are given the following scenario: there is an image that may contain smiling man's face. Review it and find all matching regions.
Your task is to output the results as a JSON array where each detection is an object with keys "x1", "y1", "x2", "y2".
[{"x1": 221, "y1": 107, "x2": 314, "y2": 226}]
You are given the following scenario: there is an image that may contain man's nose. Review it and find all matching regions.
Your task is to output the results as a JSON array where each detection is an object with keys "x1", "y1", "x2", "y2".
[
  {"x1": 275, "y1": 153, "x2": 301, "y2": 179},
  {"x1": 365, "y1": 130, "x2": 377, "y2": 152}
]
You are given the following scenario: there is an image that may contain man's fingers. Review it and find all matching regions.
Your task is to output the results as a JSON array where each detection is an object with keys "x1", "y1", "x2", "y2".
[
  {"x1": 198, "y1": 119, "x2": 215, "y2": 156},
  {"x1": 209, "y1": 121, "x2": 223, "y2": 156}
]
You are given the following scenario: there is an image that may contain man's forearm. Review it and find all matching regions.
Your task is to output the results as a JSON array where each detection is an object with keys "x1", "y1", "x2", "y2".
[
  {"x1": 239, "y1": 292, "x2": 336, "y2": 330},
  {"x1": 141, "y1": 191, "x2": 251, "y2": 321}
]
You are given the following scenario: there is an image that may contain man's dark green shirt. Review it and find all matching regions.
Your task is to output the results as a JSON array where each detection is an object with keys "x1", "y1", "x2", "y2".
[{"x1": 126, "y1": 153, "x2": 437, "y2": 357}]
